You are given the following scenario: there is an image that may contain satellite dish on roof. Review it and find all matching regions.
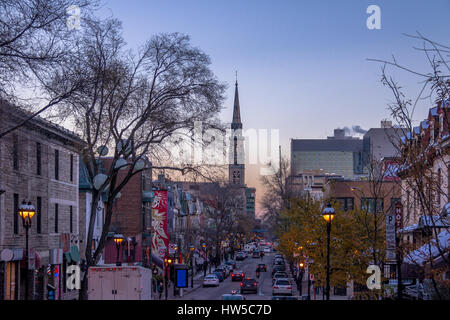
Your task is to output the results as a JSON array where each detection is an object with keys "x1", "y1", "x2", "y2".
[
  {"x1": 115, "y1": 158, "x2": 128, "y2": 170},
  {"x1": 97, "y1": 146, "x2": 109, "y2": 156},
  {"x1": 93, "y1": 174, "x2": 108, "y2": 190},
  {"x1": 135, "y1": 159, "x2": 145, "y2": 171}
]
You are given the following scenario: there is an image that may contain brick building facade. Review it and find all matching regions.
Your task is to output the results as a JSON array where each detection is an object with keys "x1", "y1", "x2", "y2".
[{"x1": 0, "y1": 101, "x2": 84, "y2": 300}]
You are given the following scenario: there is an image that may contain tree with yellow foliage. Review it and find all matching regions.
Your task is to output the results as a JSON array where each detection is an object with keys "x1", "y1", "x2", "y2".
[{"x1": 278, "y1": 197, "x2": 383, "y2": 296}]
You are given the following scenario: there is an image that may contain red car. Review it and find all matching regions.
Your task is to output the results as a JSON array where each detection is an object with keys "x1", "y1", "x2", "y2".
[{"x1": 231, "y1": 270, "x2": 245, "y2": 281}]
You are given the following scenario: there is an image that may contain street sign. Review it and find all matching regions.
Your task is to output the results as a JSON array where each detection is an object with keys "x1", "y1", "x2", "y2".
[
  {"x1": 386, "y1": 214, "x2": 396, "y2": 262},
  {"x1": 309, "y1": 274, "x2": 314, "y2": 281},
  {"x1": 395, "y1": 203, "x2": 403, "y2": 230}
]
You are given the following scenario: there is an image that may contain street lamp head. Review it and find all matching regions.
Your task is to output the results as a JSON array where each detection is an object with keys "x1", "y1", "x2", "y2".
[
  {"x1": 299, "y1": 262, "x2": 304, "y2": 268},
  {"x1": 322, "y1": 203, "x2": 335, "y2": 223},
  {"x1": 189, "y1": 246, "x2": 195, "y2": 252},
  {"x1": 113, "y1": 233, "x2": 124, "y2": 246},
  {"x1": 19, "y1": 200, "x2": 36, "y2": 227}
]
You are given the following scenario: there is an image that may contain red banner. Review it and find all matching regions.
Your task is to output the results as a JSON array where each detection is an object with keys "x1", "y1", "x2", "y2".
[{"x1": 152, "y1": 190, "x2": 169, "y2": 259}]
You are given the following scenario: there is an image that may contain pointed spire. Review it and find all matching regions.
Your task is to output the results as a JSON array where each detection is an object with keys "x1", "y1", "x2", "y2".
[{"x1": 232, "y1": 73, "x2": 241, "y2": 125}]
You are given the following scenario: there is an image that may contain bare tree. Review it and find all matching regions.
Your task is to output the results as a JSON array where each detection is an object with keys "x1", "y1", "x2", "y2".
[
  {"x1": 38, "y1": 18, "x2": 225, "y2": 299},
  {"x1": 0, "y1": 0, "x2": 99, "y2": 138},
  {"x1": 369, "y1": 32, "x2": 450, "y2": 299},
  {"x1": 260, "y1": 156, "x2": 290, "y2": 237},
  {"x1": 197, "y1": 181, "x2": 251, "y2": 266}
]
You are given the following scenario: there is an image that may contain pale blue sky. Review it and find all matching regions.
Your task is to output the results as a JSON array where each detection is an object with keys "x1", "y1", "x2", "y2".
[
  {"x1": 97, "y1": 0, "x2": 449, "y2": 207},
  {"x1": 99, "y1": 0, "x2": 449, "y2": 151}
]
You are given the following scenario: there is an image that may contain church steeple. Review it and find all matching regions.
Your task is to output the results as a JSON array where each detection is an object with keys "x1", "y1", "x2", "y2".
[
  {"x1": 229, "y1": 73, "x2": 245, "y2": 187},
  {"x1": 232, "y1": 77, "x2": 242, "y2": 129}
]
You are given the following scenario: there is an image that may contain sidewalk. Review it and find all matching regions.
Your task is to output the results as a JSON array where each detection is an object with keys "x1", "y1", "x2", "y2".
[{"x1": 156, "y1": 271, "x2": 204, "y2": 300}]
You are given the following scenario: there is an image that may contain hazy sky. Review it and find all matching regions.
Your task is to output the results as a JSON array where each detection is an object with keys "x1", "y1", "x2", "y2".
[{"x1": 98, "y1": 0, "x2": 449, "y2": 214}]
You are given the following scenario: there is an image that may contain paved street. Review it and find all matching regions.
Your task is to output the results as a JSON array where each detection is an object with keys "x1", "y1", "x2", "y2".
[{"x1": 174, "y1": 252, "x2": 292, "y2": 300}]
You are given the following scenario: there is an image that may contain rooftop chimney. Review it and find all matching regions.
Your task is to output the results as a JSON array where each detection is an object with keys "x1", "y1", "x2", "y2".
[{"x1": 381, "y1": 120, "x2": 392, "y2": 128}]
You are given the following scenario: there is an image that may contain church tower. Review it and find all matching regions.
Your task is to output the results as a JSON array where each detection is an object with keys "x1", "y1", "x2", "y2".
[{"x1": 229, "y1": 78, "x2": 245, "y2": 186}]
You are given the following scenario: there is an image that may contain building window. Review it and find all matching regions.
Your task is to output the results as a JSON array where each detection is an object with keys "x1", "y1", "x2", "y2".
[
  {"x1": 54, "y1": 149, "x2": 59, "y2": 180},
  {"x1": 361, "y1": 198, "x2": 383, "y2": 214},
  {"x1": 55, "y1": 204, "x2": 59, "y2": 233},
  {"x1": 37, "y1": 197, "x2": 42, "y2": 234},
  {"x1": 36, "y1": 142, "x2": 42, "y2": 175},
  {"x1": 336, "y1": 197, "x2": 354, "y2": 211},
  {"x1": 69, "y1": 205, "x2": 73, "y2": 233},
  {"x1": 13, "y1": 193, "x2": 19, "y2": 234},
  {"x1": 70, "y1": 154, "x2": 74, "y2": 182},
  {"x1": 12, "y1": 134, "x2": 19, "y2": 170}
]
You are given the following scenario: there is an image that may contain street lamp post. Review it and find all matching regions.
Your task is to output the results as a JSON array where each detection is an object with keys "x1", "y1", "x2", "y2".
[
  {"x1": 164, "y1": 257, "x2": 172, "y2": 300},
  {"x1": 189, "y1": 245, "x2": 195, "y2": 288},
  {"x1": 19, "y1": 200, "x2": 36, "y2": 300},
  {"x1": 202, "y1": 243, "x2": 207, "y2": 277},
  {"x1": 113, "y1": 234, "x2": 124, "y2": 266},
  {"x1": 322, "y1": 203, "x2": 335, "y2": 301},
  {"x1": 298, "y1": 262, "x2": 304, "y2": 296}
]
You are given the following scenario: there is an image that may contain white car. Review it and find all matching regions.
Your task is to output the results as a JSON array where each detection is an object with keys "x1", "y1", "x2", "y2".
[
  {"x1": 263, "y1": 247, "x2": 271, "y2": 253},
  {"x1": 272, "y1": 279, "x2": 293, "y2": 296},
  {"x1": 203, "y1": 274, "x2": 220, "y2": 287}
]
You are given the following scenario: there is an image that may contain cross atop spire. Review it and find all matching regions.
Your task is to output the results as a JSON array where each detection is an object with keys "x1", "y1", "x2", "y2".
[{"x1": 232, "y1": 73, "x2": 242, "y2": 128}]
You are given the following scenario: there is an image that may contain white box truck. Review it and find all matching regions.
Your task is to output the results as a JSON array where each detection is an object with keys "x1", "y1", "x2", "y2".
[{"x1": 88, "y1": 265, "x2": 152, "y2": 300}]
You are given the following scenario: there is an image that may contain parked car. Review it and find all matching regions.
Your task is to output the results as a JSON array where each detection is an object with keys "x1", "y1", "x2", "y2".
[
  {"x1": 214, "y1": 268, "x2": 227, "y2": 279},
  {"x1": 213, "y1": 270, "x2": 224, "y2": 282},
  {"x1": 203, "y1": 274, "x2": 220, "y2": 287},
  {"x1": 257, "y1": 263, "x2": 267, "y2": 272},
  {"x1": 272, "y1": 265, "x2": 286, "y2": 276},
  {"x1": 272, "y1": 272, "x2": 289, "y2": 284},
  {"x1": 273, "y1": 258, "x2": 285, "y2": 266},
  {"x1": 236, "y1": 253, "x2": 245, "y2": 261},
  {"x1": 231, "y1": 270, "x2": 245, "y2": 281},
  {"x1": 225, "y1": 260, "x2": 236, "y2": 269},
  {"x1": 272, "y1": 279, "x2": 293, "y2": 296},
  {"x1": 240, "y1": 278, "x2": 258, "y2": 294}
]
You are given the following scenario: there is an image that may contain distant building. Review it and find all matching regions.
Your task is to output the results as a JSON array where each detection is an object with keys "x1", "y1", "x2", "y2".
[
  {"x1": 97, "y1": 158, "x2": 153, "y2": 268},
  {"x1": 290, "y1": 129, "x2": 365, "y2": 179},
  {"x1": 228, "y1": 78, "x2": 255, "y2": 217},
  {"x1": 245, "y1": 187, "x2": 256, "y2": 219},
  {"x1": 362, "y1": 120, "x2": 404, "y2": 172},
  {"x1": 285, "y1": 169, "x2": 342, "y2": 201}
]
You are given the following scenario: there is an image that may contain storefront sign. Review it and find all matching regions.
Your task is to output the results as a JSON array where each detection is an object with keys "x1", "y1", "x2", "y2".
[
  {"x1": 386, "y1": 214, "x2": 396, "y2": 262},
  {"x1": 152, "y1": 190, "x2": 169, "y2": 259},
  {"x1": 395, "y1": 203, "x2": 403, "y2": 230}
]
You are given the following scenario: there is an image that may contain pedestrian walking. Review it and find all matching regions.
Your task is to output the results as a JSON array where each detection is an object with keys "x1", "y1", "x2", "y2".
[{"x1": 157, "y1": 280, "x2": 163, "y2": 300}]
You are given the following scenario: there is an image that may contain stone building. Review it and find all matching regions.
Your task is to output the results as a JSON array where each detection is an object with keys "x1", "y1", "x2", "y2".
[{"x1": 0, "y1": 101, "x2": 85, "y2": 300}]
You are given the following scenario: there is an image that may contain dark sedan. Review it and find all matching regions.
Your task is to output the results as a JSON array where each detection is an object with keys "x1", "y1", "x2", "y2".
[
  {"x1": 257, "y1": 263, "x2": 267, "y2": 272},
  {"x1": 240, "y1": 278, "x2": 258, "y2": 294},
  {"x1": 231, "y1": 270, "x2": 245, "y2": 281},
  {"x1": 236, "y1": 253, "x2": 245, "y2": 261},
  {"x1": 272, "y1": 265, "x2": 286, "y2": 276}
]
